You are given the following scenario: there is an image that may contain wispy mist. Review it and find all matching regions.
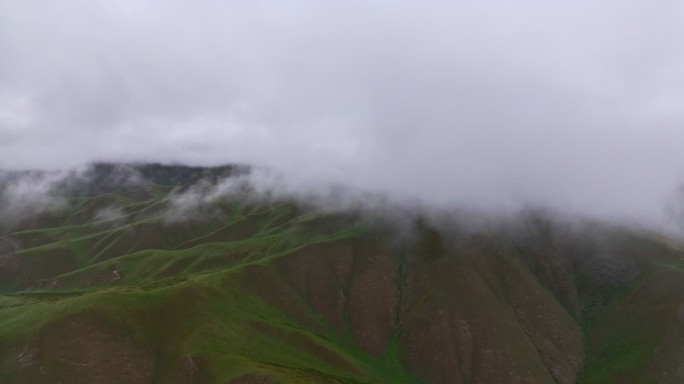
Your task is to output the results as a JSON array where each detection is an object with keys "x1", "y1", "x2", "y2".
[
  {"x1": 0, "y1": 171, "x2": 67, "y2": 224},
  {"x1": 2, "y1": 1, "x2": 684, "y2": 231}
]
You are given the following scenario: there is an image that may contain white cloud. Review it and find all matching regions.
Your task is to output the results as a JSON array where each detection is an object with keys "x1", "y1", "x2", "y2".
[{"x1": 1, "y1": 0, "x2": 684, "y2": 230}]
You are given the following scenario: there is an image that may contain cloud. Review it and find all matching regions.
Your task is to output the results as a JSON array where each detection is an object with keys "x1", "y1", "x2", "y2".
[
  {"x1": 0, "y1": 171, "x2": 68, "y2": 226},
  {"x1": 93, "y1": 206, "x2": 126, "y2": 225},
  {"x1": 2, "y1": 0, "x2": 684, "y2": 231}
]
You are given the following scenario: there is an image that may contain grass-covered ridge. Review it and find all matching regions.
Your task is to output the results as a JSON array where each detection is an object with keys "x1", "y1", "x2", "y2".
[
  {"x1": 3, "y1": 163, "x2": 684, "y2": 383},
  {"x1": 0, "y1": 168, "x2": 419, "y2": 383}
]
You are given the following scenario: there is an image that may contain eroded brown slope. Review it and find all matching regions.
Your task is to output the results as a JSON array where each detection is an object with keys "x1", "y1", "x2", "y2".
[{"x1": 267, "y1": 233, "x2": 584, "y2": 384}]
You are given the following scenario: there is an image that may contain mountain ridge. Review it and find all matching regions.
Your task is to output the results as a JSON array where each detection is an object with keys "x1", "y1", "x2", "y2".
[{"x1": 1, "y1": 163, "x2": 683, "y2": 383}]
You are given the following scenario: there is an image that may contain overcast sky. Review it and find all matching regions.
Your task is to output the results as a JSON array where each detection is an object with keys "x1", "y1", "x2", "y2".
[{"x1": 2, "y1": 1, "x2": 684, "y2": 228}]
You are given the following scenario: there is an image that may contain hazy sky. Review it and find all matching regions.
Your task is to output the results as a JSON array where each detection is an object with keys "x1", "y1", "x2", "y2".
[{"x1": 2, "y1": 1, "x2": 684, "y2": 227}]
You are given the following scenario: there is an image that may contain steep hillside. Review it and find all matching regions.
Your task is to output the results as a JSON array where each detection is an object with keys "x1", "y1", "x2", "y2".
[{"x1": 1, "y1": 164, "x2": 684, "y2": 383}]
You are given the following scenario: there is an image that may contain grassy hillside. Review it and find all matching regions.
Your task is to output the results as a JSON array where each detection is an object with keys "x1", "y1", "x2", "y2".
[{"x1": 2, "y1": 164, "x2": 684, "y2": 383}]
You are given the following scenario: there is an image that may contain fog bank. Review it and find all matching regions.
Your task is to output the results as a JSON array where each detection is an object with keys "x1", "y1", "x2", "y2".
[{"x1": 2, "y1": 1, "x2": 684, "y2": 231}]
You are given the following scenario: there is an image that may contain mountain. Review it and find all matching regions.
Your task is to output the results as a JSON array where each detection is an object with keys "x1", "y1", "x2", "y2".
[{"x1": 1, "y1": 163, "x2": 684, "y2": 383}]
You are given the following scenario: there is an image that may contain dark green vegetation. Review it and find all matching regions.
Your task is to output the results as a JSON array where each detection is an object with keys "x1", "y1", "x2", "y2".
[{"x1": 2, "y1": 164, "x2": 684, "y2": 383}]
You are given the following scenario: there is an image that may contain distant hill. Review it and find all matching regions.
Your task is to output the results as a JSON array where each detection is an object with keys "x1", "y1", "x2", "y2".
[{"x1": 1, "y1": 164, "x2": 684, "y2": 383}]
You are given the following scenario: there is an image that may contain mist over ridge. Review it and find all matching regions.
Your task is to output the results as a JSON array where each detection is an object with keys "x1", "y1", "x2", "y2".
[
  {"x1": 0, "y1": 162, "x2": 681, "y2": 244},
  {"x1": 5, "y1": 4, "x2": 684, "y2": 381},
  {"x1": 2, "y1": 1, "x2": 684, "y2": 232}
]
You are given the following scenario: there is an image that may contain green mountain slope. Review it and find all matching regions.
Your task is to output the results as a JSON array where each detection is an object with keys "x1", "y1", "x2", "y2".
[{"x1": 1, "y1": 164, "x2": 684, "y2": 383}]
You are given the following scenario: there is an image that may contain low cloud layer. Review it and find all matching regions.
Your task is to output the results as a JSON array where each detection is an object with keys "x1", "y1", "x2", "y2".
[
  {"x1": 2, "y1": 1, "x2": 684, "y2": 230},
  {"x1": 0, "y1": 171, "x2": 67, "y2": 226}
]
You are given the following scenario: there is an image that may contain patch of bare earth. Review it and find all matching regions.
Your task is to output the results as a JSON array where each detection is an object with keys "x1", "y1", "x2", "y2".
[{"x1": 399, "y1": 237, "x2": 583, "y2": 384}]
